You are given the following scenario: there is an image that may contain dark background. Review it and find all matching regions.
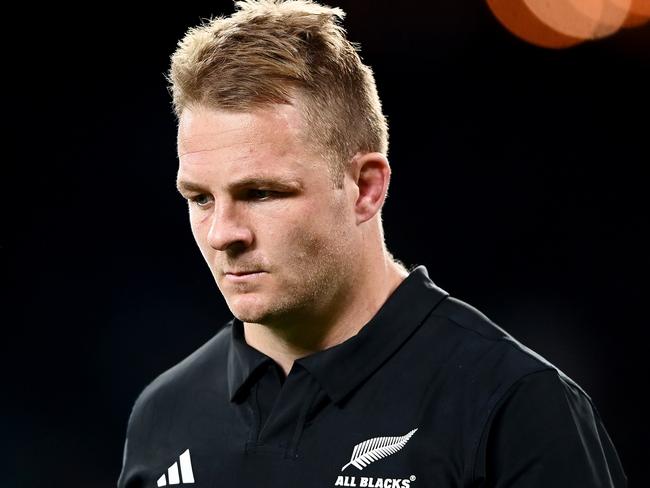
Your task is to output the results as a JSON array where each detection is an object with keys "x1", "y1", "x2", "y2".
[{"x1": 3, "y1": 1, "x2": 648, "y2": 486}]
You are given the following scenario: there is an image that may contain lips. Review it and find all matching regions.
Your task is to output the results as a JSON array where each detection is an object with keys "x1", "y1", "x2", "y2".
[
  {"x1": 223, "y1": 270, "x2": 266, "y2": 283},
  {"x1": 225, "y1": 270, "x2": 262, "y2": 276}
]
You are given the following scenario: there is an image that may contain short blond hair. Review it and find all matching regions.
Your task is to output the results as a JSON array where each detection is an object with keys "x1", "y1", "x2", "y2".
[{"x1": 166, "y1": 0, "x2": 388, "y2": 187}]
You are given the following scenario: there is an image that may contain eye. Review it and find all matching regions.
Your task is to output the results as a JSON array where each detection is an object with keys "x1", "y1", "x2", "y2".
[
  {"x1": 246, "y1": 189, "x2": 276, "y2": 200},
  {"x1": 188, "y1": 194, "x2": 212, "y2": 207}
]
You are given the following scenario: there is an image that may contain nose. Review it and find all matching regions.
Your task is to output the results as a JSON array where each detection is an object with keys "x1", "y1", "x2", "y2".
[{"x1": 206, "y1": 200, "x2": 254, "y2": 252}]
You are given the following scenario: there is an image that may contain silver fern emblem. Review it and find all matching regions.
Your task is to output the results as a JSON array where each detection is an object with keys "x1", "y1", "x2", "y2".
[{"x1": 341, "y1": 428, "x2": 418, "y2": 471}]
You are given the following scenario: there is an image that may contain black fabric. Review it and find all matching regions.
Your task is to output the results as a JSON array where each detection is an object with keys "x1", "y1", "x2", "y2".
[
  {"x1": 118, "y1": 265, "x2": 627, "y2": 487},
  {"x1": 479, "y1": 369, "x2": 627, "y2": 487}
]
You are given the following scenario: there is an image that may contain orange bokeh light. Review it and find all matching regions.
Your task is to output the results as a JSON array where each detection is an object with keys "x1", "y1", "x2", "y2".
[
  {"x1": 624, "y1": 0, "x2": 650, "y2": 26},
  {"x1": 486, "y1": 0, "x2": 649, "y2": 48},
  {"x1": 629, "y1": 0, "x2": 650, "y2": 15},
  {"x1": 486, "y1": 0, "x2": 584, "y2": 49},
  {"x1": 523, "y1": 0, "x2": 630, "y2": 39}
]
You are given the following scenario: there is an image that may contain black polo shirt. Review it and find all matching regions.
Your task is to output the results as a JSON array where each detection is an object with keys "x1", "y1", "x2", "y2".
[{"x1": 118, "y1": 265, "x2": 627, "y2": 487}]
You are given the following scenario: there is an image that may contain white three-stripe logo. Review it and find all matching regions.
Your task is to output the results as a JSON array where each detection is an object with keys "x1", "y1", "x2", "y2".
[{"x1": 157, "y1": 449, "x2": 195, "y2": 486}]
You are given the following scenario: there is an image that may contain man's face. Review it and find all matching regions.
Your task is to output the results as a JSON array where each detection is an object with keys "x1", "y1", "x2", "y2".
[{"x1": 176, "y1": 104, "x2": 361, "y2": 327}]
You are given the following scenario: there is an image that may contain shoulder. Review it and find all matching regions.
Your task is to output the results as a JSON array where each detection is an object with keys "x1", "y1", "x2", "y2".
[
  {"x1": 430, "y1": 295, "x2": 587, "y2": 396},
  {"x1": 118, "y1": 322, "x2": 234, "y2": 479},
  {"x1": 418, "y1": 293, "x2": 594, "y2": 439},
  {"x1": 424, "y1": 296, "x2": 627, "y2": 484},
  {"x1": 128, "y1": 322, "x2": 233, "y2": 424},
  {"x1": 473, "y1": 368, "x2": 627, "y2": 486}
]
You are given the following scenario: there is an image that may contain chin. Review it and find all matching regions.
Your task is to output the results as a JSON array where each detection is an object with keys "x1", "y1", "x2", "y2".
[
  {"x1": 226, "y1": 283, "x2": 310, "y2": 325},
  {"x1": 230, "y1": 299, "x2": 299, "y2": 327},
  {"x1": 227, "y1": 295, "x2": 272, "y2": 324},
  {"x1": 232, "y1": 310, "x2": 266, "y2": 324}
]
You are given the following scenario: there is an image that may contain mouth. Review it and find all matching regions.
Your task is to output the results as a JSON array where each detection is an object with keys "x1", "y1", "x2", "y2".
[
  {"x1": 223, "y1": 270, "x2": 266, "y2": 282},
  {"x1": 225, "y1": 270, "x2": 264, "y2": 276}
]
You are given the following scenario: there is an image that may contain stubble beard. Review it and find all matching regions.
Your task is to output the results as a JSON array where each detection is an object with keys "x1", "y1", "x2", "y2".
[
  {"x1": 233, "y1": 232, "x2": 358, "y2": 332},
  {"x1": 238, "y1": 254, "x2": 351, "y2": 329}
]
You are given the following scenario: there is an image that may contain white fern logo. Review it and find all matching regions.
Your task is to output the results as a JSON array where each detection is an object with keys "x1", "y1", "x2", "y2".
[{"x1": 341, "y1": 428, "x2": 418, "y2": 471}]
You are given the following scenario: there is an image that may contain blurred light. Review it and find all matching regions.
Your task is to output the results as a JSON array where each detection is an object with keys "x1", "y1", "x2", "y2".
[
  {"x1": 487, "y1": 0, "x2": 585, "y2": 48},
  {"x1": 624, "y1": 0, "x2": 650, "y2": 26},
  {"x1": 487, "y1": 0, "x2": 650, "y2": 48},
  {"x1": 524, "y1": 0, "x2": 630, "y2": 39},
  {"x1": 630, "y1": 0, "x2": 650, "y2": 15}
]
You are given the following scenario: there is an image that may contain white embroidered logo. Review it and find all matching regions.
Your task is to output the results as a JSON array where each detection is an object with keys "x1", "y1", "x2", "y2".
[
  {"x1": 341, "y1": 429, "x2": 418, "y2": 471},
  {"x1": 157, "y1": 449, "x2": 195, "y2": 486}
]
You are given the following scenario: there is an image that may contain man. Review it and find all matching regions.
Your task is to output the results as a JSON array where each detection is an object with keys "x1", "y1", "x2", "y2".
[{"x1": 118, "y1": 1, "x2": 627, "y2": 486}]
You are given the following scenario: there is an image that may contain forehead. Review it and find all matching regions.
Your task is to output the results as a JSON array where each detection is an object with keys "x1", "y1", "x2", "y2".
[{"x1": 177, "y1": 105, "x2": 321, "y2": 181}]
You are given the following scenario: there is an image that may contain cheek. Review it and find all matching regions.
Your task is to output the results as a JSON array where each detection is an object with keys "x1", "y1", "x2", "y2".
[
  {"x1": 280, "y1": 207, "x2": 349, "y2": 260},
  {"x1": 190, "y1": 219, "x2": 203, "y2": 245},
  {"x1": 190, "y1": 217, "x2": 213, "y2": 257}
]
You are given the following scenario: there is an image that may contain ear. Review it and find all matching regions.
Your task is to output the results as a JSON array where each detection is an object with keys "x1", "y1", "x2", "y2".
[{"x1": 350, "y1": 152, "x2": 391, "y2": 225}]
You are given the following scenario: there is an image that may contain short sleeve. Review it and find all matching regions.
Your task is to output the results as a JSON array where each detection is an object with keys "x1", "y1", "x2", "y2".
[{"x1": 476, "y1": 368, "x2": 627, "y2": 487}]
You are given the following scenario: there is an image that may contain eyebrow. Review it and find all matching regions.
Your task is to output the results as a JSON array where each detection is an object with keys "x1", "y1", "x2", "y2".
[{"x1": 176, "y1": 176, "x2": 303, "y2": 194}]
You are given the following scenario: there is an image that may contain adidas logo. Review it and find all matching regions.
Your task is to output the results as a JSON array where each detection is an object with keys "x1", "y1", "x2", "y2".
[{"x1": 157, "y1": 449, "x2": 195, "y2": 486}]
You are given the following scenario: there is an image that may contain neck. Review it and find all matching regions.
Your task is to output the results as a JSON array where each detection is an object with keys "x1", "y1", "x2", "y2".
[{"x1": 243, "y1": 255, "x2": 408, "y2": 376}]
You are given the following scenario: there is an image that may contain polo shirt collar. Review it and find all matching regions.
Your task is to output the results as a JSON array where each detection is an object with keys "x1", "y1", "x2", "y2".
[
  {"x1": 298, "y1": 265, "x2": 448, "y2": 403},
  {"x1": 227, "y1": 318, "x2": 272, "y2": 402},
  {"x1": 227, "y1": 265, "x2": 448, "y2": 404}
]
